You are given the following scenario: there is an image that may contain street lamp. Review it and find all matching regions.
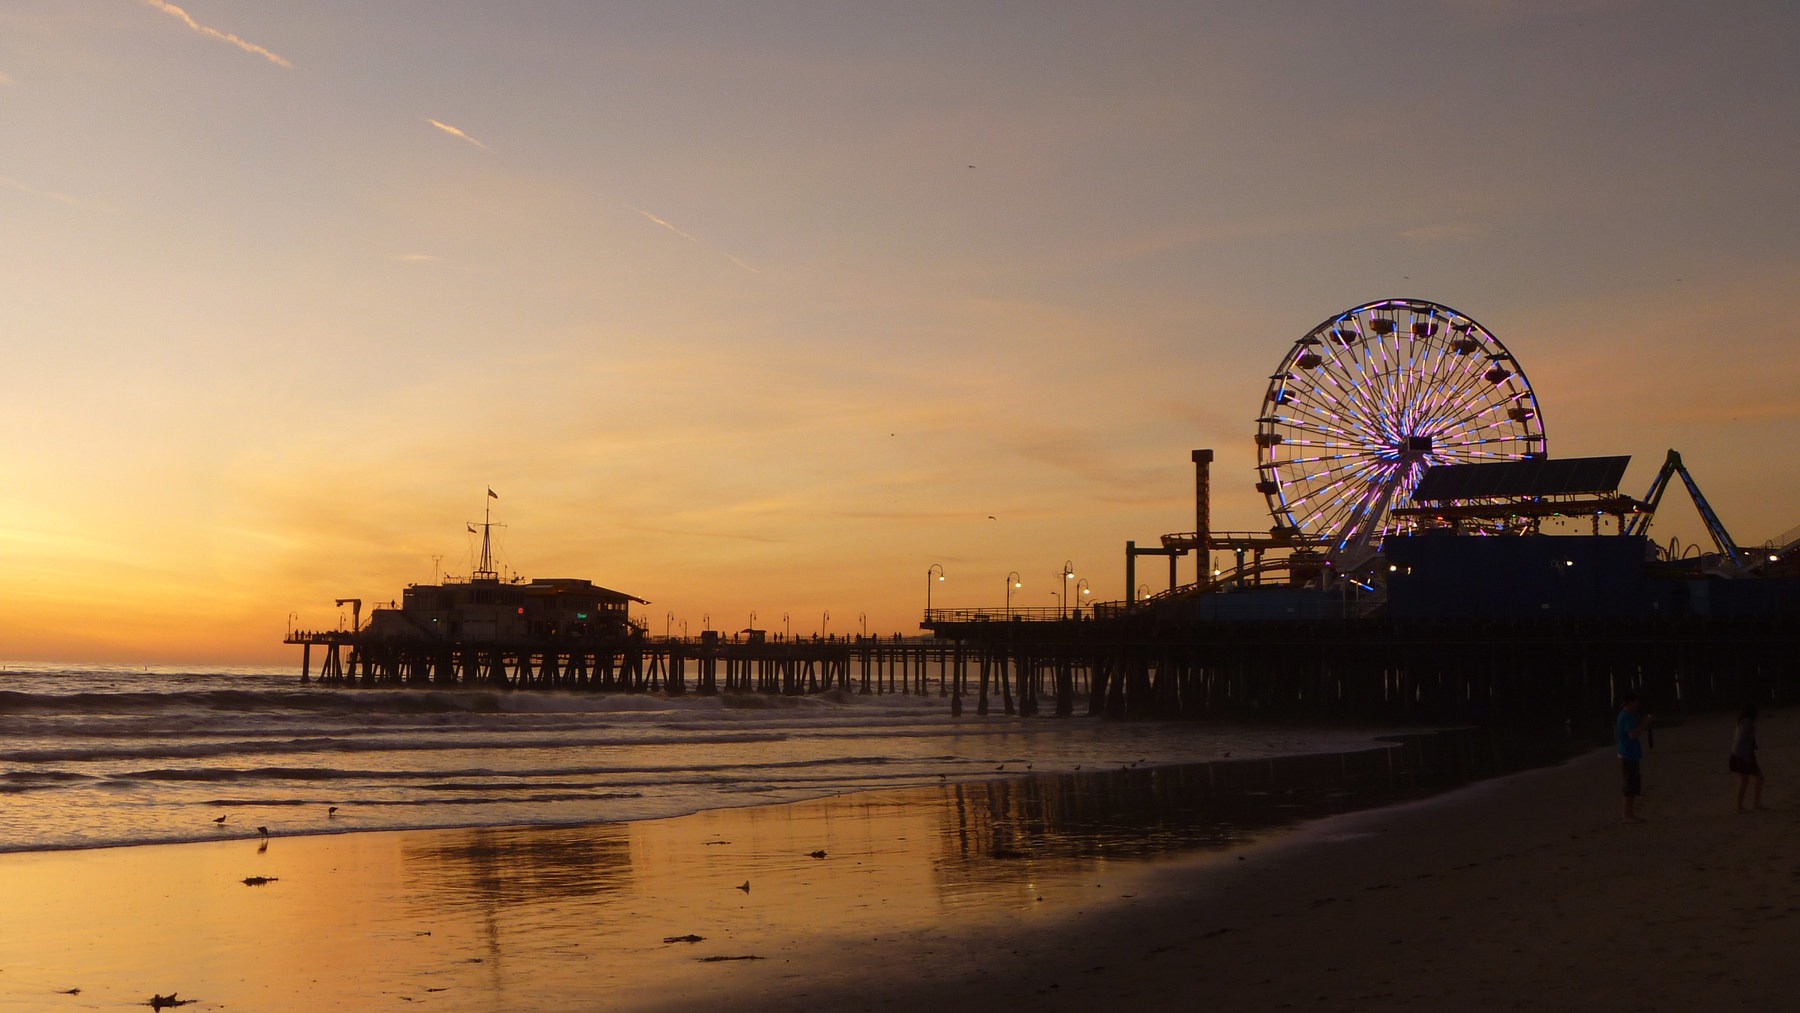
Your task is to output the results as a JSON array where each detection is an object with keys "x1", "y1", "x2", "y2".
[
  {"x1": 665, "y1": 611, "x2": 674, "y2": 638},
  {"x1": 783, "y1": 612, "x2": 791, "y2": 640},
  {"x1": 858, "y1": 611, "x2": 868, "y2": 637},
  {"x1": 927, "y1": 563, "x2": 945, "y2": 613},
  {"x1": 1005, "y1": 571, "x2": 1022, "y2": 618},
  {"x1": 1075, "y1": 578, "x2": 1091, "y2": 618},
  {"x1": 679, "y1": 618, "x2": 688, "y2": 639},
  {"x1": 821, "y1": 610, "x2": 830, "y2": 638},
  {"x1": 702, "y1": 612, "x2": 711, "y2": 632},
  {"x1": 1060, "y1": 560, "x2": 1075, "y2": 619},
  {"x1": 747, "y1": 610, "x2": 756, "y2": 640},
  {"x1": 1137, "y1": 583, "x2": 1150, "y2": 601}
]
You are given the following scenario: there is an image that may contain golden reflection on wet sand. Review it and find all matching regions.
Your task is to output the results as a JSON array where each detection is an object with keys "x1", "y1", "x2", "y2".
[{"x1": 0, "y1": 731, "x2": 1566, "y2": 1010}]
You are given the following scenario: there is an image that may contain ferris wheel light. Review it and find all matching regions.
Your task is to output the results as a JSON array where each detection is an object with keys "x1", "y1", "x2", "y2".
[{"x1": 1257, "y1": 298, "x2": 1544, "y2": 559}]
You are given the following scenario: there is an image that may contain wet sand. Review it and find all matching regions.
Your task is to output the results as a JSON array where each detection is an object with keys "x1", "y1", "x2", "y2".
[{"x1": 0, "y1": 718, "x2": 1786, "y2": 1011}]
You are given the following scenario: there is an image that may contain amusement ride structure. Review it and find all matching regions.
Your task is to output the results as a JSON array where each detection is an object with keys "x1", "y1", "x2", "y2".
[{"x1": 1129, "y1": 296, "x2": 1799, "y2": 608}]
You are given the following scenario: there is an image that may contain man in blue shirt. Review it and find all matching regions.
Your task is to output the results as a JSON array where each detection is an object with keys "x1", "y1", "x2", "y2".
[{"x1": 1616, "y1": 693, "x2": 1655, "y2": 822}]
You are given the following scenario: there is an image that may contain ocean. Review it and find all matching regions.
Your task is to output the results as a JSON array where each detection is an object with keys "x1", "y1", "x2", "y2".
[{"x1": 0, "y1": 663, "x2": 1394, "y2": 853}]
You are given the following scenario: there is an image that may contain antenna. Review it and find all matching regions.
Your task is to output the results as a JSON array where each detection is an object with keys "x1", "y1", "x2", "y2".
[{"x1": 474, "y1": 487, "x2": 500, "y2": 581}]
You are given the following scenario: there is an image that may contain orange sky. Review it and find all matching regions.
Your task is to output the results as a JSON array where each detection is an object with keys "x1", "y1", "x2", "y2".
[{"x1": 2, "y1": 2, "x2": 1797, "y2": 664}]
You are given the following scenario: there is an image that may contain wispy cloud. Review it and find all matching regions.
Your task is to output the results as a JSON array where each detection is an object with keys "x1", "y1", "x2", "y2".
[
  {"x1": 624, "y1": 204, "x2": 760, "y2": 274},
  {"x1": 425, "y1": 118, "x2": 492, "y2": 152},
  {"x1": 1, "y1": 176, "x2": 89, "y2": 209},
  {"x1": 394, "y1": 253, "x2": 441, "y2": 262},
  {"x1": 140, "y1": 0, "x2": 293, "y2": 69}
]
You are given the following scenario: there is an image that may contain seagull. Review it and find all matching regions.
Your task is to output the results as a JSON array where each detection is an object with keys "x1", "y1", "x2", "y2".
[
  {"x1": 327, "y1": 806, "x2": 339, "y2": 817},
  {"x1": 257, "y1": 826, "x2": 271, "y2": 837},
  {"x1": 212, "y1": 815, "x2": 227, "y2": 824},
  {"x1": 736, "y1": 881, "x2": 751, "y2": 893}
]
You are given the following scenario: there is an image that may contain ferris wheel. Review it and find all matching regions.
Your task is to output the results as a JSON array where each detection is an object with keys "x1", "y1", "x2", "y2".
[{"x1": 1255, "y1": 298, "x2": 1547, "y2": 559}]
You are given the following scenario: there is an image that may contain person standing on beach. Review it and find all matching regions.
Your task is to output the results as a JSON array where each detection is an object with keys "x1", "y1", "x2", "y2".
[
  {"x1": 1617, "y1": 693, "x2": 1654, "y2": 822},
  {"x1": 1731, "y1": 702, "x2": 1763, "y2": 812}
]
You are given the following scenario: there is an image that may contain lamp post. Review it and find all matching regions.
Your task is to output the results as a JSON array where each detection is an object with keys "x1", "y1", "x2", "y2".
[
  {"x1": 783, "y1": 612, "x2": 791, "y2": 640},
  {"x1": 679, "y1": 619, "x2": 688, "y2": 639},
  {"x1": 702, "y1": 612, "x2": 711, "y2": 633},
  {"x1": 927, "y1": 563, "x2": 945, "y2": 614},
  {"x1": 1005, "y1": 571, "x2": 1021, "y2": 618},
  {"x1": 1060, "y1": 561, "x2": 1075, "y2": 619},
  {"x1": 665, "y1": 611, "x2": 674, "y2": 638},
  {"x1": 858, "y1": 611, "x2": 868, "y2": 637},
  {"x1": 821, "y1": 610, "x2": 830, "y2": 638},
  {"x1": 1075, "y1": 578, "x2": 1091, "y2": 618},
  {"x1": 1137, "y1": 583, "x2": 1150, "y2": 602},
  {"x1": 747, "y1": 610, "x2": 756, "y2": 642}
]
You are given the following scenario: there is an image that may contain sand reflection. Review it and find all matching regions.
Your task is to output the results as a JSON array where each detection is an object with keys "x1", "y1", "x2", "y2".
[{"x1": 0, "y1": 728, "x2": 1574, "y2": 1011}]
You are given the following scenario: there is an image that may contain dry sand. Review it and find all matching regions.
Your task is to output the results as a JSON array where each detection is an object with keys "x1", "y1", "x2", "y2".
[{"x1": 0, "y1": 714, "x2": 1788, "y2": 1011}]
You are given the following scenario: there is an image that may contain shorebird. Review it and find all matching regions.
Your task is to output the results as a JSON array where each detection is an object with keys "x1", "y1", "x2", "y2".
[
  {"x1": 327, "y1": 806, "x2": 339, "y2": 817},
  {"x1": 736, "y1": 881, "x2": 750, "y2": 893},
  {"x1": 257, "y1": 826, "x2": 270, "y2": 837},
  {"x1": 212, "y1": 815, "x2": 227, "y2": 824}
]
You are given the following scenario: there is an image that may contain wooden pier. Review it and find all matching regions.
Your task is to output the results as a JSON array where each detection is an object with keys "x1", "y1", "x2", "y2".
[
  {"x1": 284, "y1": 631, "x2": 1026, "y2": 704},
  {"x1": 290, "y1": 607, "x2": 1799, "y2": 723}
]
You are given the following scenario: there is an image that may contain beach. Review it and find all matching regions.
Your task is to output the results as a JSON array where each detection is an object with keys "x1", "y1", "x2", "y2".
[{"x1": 0, "y1": 710, "x2": 1787, "y2": 1010}]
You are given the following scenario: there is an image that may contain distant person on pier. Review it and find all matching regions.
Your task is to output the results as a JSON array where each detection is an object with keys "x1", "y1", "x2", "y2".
[
  {"x1": 1730, "y1": 702, "x2": 1763, "y2": 812},
  {"x1": 1616, "y1": 693, "x2": 1654, "y2": 822}
]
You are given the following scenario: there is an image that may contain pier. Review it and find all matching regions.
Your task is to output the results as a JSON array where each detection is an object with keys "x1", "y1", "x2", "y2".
[
  {"x1": 283, "y1": 631, "x2": 1046, "y2": 705},
  {"x1": 289, "y1": 605, "x2": 1800, "y2": 723}
]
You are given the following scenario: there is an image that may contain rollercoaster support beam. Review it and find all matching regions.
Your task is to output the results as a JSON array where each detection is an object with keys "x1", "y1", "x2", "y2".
[
  {"x1": 1193, "y1": 449, "x2": 1214, "y2": 585},
  {"x1": 1125, "y1": 541, "x2": 1186, "y2": 603}
]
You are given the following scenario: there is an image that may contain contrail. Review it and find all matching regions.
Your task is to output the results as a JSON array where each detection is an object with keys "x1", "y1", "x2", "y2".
[
  {"x1": 426, "y1": 118, "x2": 492, "y2": 152},
  {"x1": 140, "y1": 0, "x2": 293, "y2": 69},
  {"x1": 1, "y1": 176, "x2": 86, "y2": 208},
  {"x1": 625, "y1": 204, "x2": 759, "y2": 274}
]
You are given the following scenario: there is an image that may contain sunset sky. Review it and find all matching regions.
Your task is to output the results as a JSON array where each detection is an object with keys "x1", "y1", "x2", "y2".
[{"x1": 3, "y1": 1, "x2": 1797, "y2": 663}]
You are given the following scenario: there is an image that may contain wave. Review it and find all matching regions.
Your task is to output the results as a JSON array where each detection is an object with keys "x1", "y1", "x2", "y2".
[
  {"x1": 0, "y1": 728, "x2": 799, "y2": 763},
  {"x1": 0, "y1": 685, "x2": 925, "y2": 718},
  {"x1": 105, "y1": 754, "x2": 901, "y2": 785}
]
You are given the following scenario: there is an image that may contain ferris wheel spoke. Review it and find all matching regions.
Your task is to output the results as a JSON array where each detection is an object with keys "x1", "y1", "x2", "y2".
[
  {"x1": 1268, "y1": 411, "x2": 1380, "y2": 445},
  {"x1": 1289, "y1": 365, "x2": 1386, "y2": 439},
  {"x1": 1307, "y1": 334, "x2": 1396, "y2": 429},
  {"x1": 1418, "y1": 377, "x2": 1515, "y2": 442},
  {"x1": 1429, "y1": 394, "x2": 1537, "y2": 443},
  {"x1": 1265, "y1": 404, "x2": 1360, "y2": 437},
  {"x1": 1284, "y1": 454, "x2": 1396, "y2": 513}
]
